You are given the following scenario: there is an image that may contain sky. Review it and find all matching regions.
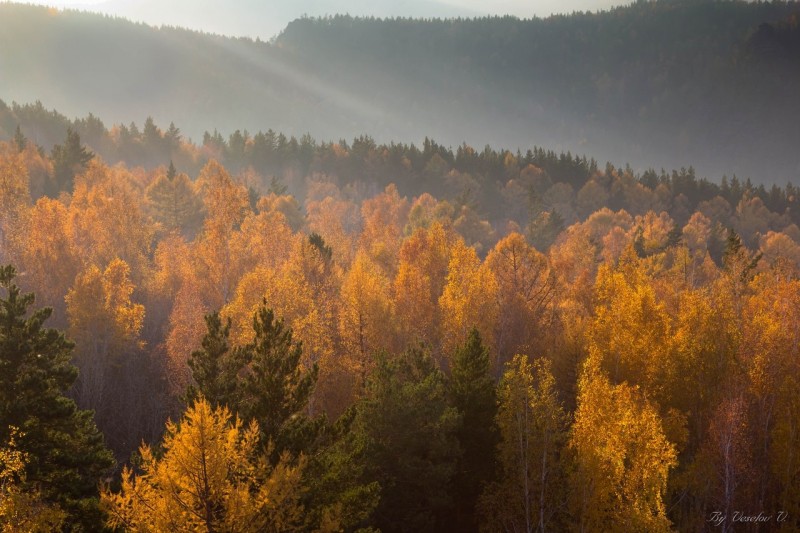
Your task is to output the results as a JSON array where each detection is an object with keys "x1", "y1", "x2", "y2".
[
  {"x1": 7, "y1": 0, "x2": 628, "y2": 39},
  {"x1": 32, "y1": 0, "x2": 624, "y2": 15}
]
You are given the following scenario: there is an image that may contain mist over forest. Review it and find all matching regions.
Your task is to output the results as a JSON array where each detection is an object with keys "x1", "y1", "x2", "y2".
[
  {"x1": 1, "y1": 1, "x2": 799, "y2": 184},
  {"x1": 4, "y1": 2, "x2": 800, "y2": 532}
]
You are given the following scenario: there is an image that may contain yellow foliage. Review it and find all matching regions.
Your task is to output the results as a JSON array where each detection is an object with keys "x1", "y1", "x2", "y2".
[
  {"x1": 257, "y1": 192, "x2": 305, "y2": 232},
  {"x1": 236, "y1": 209, "x2": 297, "y2": 273},
  {"x1": 571, "y1": 359, "x2": 677, "y2": 533},
  {"x1": 590, "y1": 252, "x2": 672, "y2": 398},
  {"x1": 166, "y1": 278, "x2": 209, "y2": 395},
  {"x1": 481, "y1": 355, "x2": 569, "y2": 532},
  {"x1": 393, "y1": 222, "x2": 454, "y2": 351},
  {"x1": 67, "y1": 258, "x2": 145, "y2": 356},
  {"x1": 101, "y1": 398, "x2": 305, "y2": 532},
  {"x1": 0, "y1": 145, "x2": 30, "y2": 265},
  {"x1": 0, "y1": 428, "x2": 66, "y2": 532},
  {"x1": 339, "y1": 250, "x2": 394, "y2": 390},
  {"x1": 359, "y1": 184, "x2": 409, "y2": 277},
  {"x1": 439, "y1": 239, "x2": 498, "y2": 359},
  {"x1": 18, "y1": 197, "x2": 80, "y2": 325},
  {"x1": 193, "y1": 160, "x2": 251, "y2": 308},
  {"x1": 69, "y1": 161, "x2": 153, "y2": 282},
  {"x1": 306, "y1": 195, "x2": 360, "y2": 267},
  {"x1": 486, "y1": 232, "x2": 555, "y2": 360}
]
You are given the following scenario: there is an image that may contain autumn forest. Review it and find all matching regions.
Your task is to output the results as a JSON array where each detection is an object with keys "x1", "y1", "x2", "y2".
[
  {"x1": 2, "y1": 1, "x2": 800, "y2": 532},
  {"x1": 0, "y1": 103, "x2": 798, "y2": 532}
]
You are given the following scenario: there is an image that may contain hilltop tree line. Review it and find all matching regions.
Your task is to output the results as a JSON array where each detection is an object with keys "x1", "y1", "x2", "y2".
[
  {"x1": 4, "y1": 101, "x2": 800, "y2": 250},
  {"x1": 1, "y1": 0, "x2": 799, "y2": 182},
  {"x1": 1, "y1": 116, "x2": 800, "y2": 530}
]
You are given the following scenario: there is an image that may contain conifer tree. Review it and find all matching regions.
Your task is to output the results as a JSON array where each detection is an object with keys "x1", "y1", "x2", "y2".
[
  {"x1": 166, "y1": 159, "x2": 177, "y2": 180},
  {"x1": 300, "y1": 407, "x2": 380, "y2": 532},
  {"x1": 239, "y1": 300, "x2": 321, "y2": 457},
  {"x1": 0, "y1": 428, "x2": 67, "y2": 532},
  {"x1": 187, "y1": 300, "x2": 321, "y2": 459},
  {"x1": 0, "y1": 264, "x2": 113, "y2": 531},
  {"x1": 49, "y1": 127, "x2": 93, "y2": 194},
  {"x1": 449, "y1": 328, "x2": 499, "y2": 532},
  {"x1": 351, "y1": 348, "x2": 461, "y2": 533},
  {"x1": 184, "y1": 311, "x2": 242, "y2": 410},
  {"x1": 13, "y1": 124, "x2": 26, "y2": 152},
  {"x1": 102, "y1": 398, "x2": 305, "y2": 532},
  {"x1": 723, "y1": 227, "x2": 761, "y2": 280}
]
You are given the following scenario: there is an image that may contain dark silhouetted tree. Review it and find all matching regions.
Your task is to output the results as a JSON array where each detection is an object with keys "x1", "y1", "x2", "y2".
[{"x1": 0, "y1": 264, "x2": 113, "y2": 530}]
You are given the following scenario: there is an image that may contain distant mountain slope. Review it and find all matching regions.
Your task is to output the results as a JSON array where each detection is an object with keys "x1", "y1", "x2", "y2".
[
  {"x1": 86, "y1": 0, "x2": 478, "y2": 40},
  {"x1": 0, "y1": 1, "x2": 799, "y2": 183}
]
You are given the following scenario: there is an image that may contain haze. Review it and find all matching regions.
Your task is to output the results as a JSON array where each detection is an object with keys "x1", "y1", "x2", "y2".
[
  {"x1": 6, "y1": 0, "x2": 626, "y2": 39},
  {"x1": 1, "y1": 1, "x2": 797, "y2": 184}
]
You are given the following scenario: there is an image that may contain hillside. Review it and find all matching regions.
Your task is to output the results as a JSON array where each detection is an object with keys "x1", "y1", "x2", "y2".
[
  {"x1": 1, "y1": 1, "x2": 799, "y2": 183},
  {"x1": 81, "y1": 0, "x2": 478, "y2": 40}
]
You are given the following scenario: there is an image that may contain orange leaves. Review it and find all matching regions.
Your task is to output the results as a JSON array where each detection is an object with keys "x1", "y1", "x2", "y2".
[
  {"x1": 236, "y1": 209, "x2": 296, "y2": 273},
  {"x1": 69, "y1": 161, "x2": 152, "y2": 281},
  {"x1": 306, "y1": 195, "x2": 360, "y2": 267},
  {"x1": 590, "y1": 255, "x2": 672, "y2": 394},
  {"x1": 341, "y1": 252, "x2": 392, "y2": 344},
  {"x1": 393, "y1": 222, "x2": 453, "y2": 350},
  {"x1": 197, "y1": 159, "x2": 249, "y2": 232},
  {"x1": 18, "y1": 197, "x2": 78, "y2": 324},
  {"x1": 439, "y1": 240, "x2": 498, "y2": 360},
  {"x1": 193, "y1": 160, "x2": 251, "y2": 308},
  {"x1": 258, "y1": 192, "x2": 304, "y2": 232},
  {"x1": 359, "y1": 184, "x2": 409, "y2": 277},
  {"x1": 739, "y1": 274, "x2": 800, "y2": 512},
  {"x1": 8, "y1": 145, "x2": 800, "y2": 531},
  {"x1": 66, "y1": 258, "x2": 144, "y2": 358},
  {"x1": 487, "y1": 232, "x2": 553, "y2": 308},
  {"x1": 571, "y1": 360, "x2": 677, "y2": 532},
  {"x1": 145, "y1": 168, "x2": 203, "y2": 236},
  {"x1": 101, "y1": 399, "x2": 306, "y2": 532},
  {"x1": 486, "y1": 232, "x2": 555, "y2": 360},
  {"x1": 339, "y1": 251, "x2": 393, "y2": 372},
  {"x1": 0, "y1": 144, "x2": 30, "y2": 263},
  {"x1": 165, "y1": 279, "x2": 208, "y2": 395}
]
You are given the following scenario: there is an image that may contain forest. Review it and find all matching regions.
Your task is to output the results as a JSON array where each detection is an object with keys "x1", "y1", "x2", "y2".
[
  {"x1": 1, "y1": 105, "x2": 800, "y2": 531},
  {"x1": 1, "y1": 0, "x2": 800, "y2": 183}
]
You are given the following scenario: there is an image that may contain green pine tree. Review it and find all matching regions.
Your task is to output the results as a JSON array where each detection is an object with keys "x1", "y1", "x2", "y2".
[
  {"x1": 527, "y1": 210, "x2": 564, "y2": 251},
  {"x1": 184, "y1": 311, "x2": 242, "y2": 410},
  {"x1": 50, "y1": 127, "x2": 93, "y2": 194},
  {"x1": 238, "y1": 300, "x2": 321, "y2": 458},
  {"x1": 722, "y1": 227, "x2": 761, "y2": 280},
  {"x1": 664, "y1": 222, "x2": 683, "y2": 250},
  {"x1": 449, "y1": 328, "x2": 500, "y2": 532},
  {"x1": 301, "y1": 406, "x2": 381, "y2": 532},
  {"x1": 13, "y1": 125, "x2": 26, "y2": 152},
  {"x1": 0, "y1": 264, "x2": 113, "y2": 531},
  {"x1": 352, "y1": 347, "x2": 461, "y2": 533},
  {"x1": 186, "y1": 300, "x2": 322, "y2": 460},
  {"x1": 166, "y1": 160, "x2": 177, "y2": 181}
]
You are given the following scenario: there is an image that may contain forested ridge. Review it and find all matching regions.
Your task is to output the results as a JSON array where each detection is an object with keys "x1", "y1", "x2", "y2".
[
  {"x1": 1, "y1": 0, "x2": 800, "y2": 183},
  {"x1": 1, "y1": 103, "x2": 800, "y2": 530}
]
